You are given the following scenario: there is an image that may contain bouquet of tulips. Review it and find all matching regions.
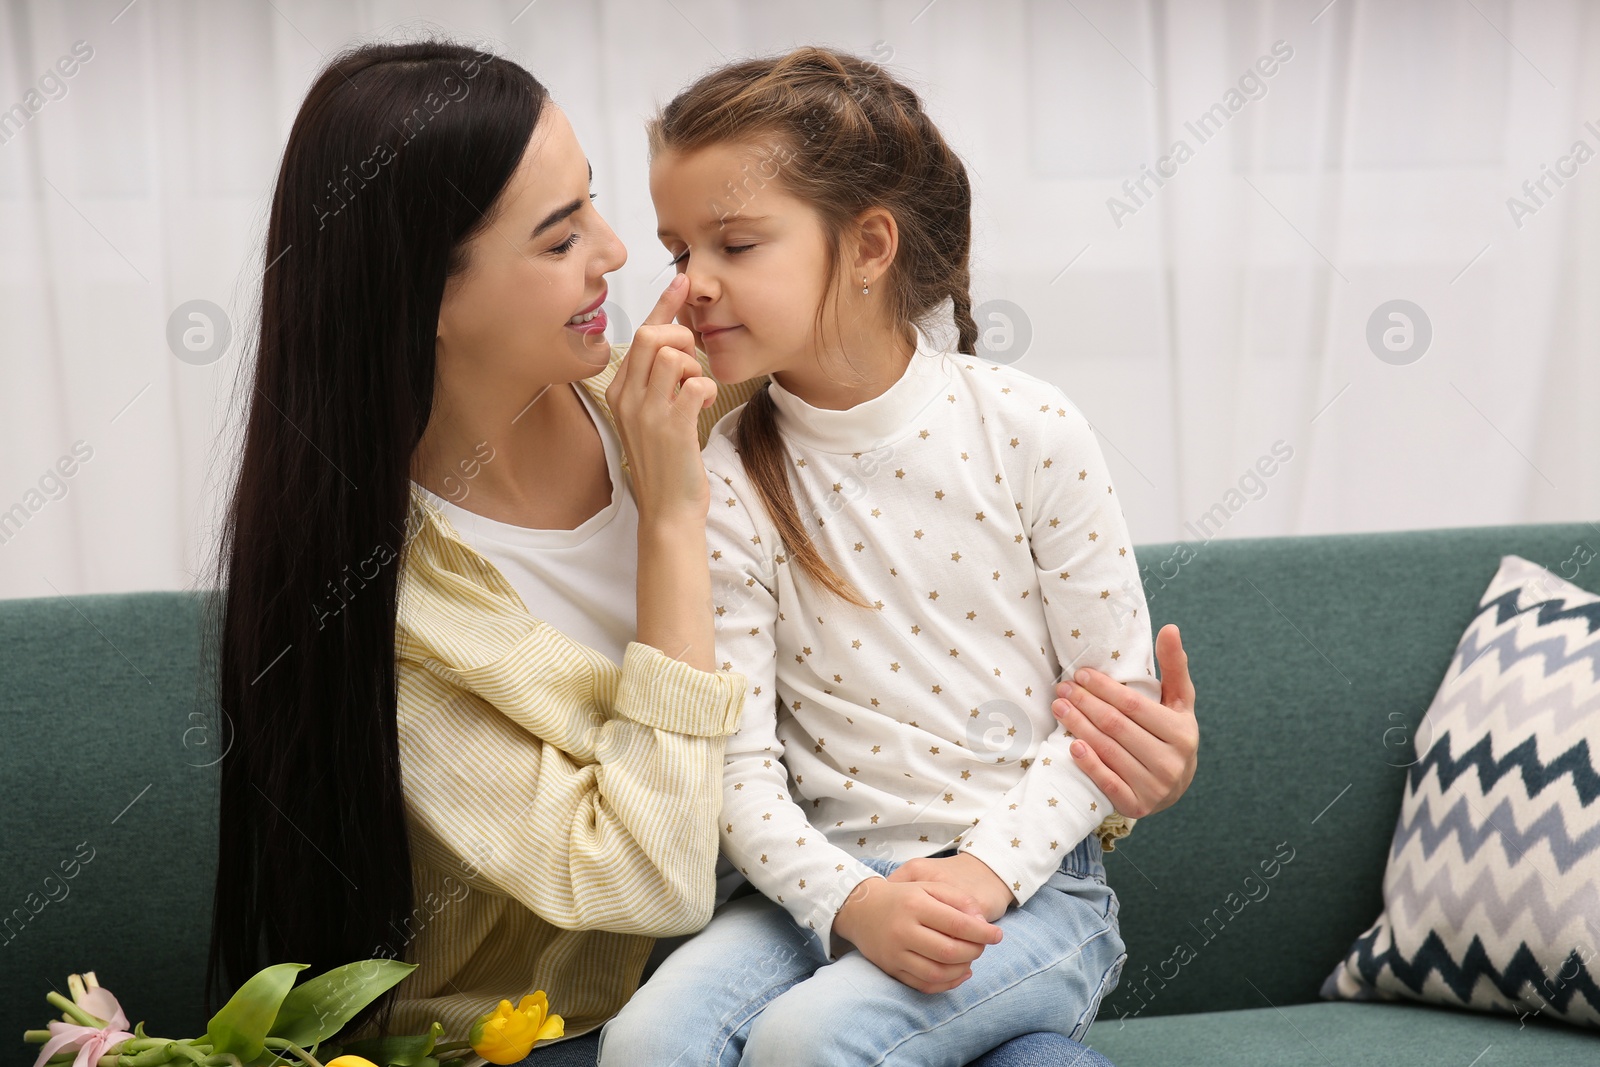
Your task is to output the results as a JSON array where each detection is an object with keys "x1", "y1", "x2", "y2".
[{"x1": 23, "y1": 961, "x2": 563, "y2": 1067}]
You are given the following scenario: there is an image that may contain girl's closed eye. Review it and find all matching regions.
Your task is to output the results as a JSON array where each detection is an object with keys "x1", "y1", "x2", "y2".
[{"x1": 668, "y1": 244, "x2": 757, "y2": 268}]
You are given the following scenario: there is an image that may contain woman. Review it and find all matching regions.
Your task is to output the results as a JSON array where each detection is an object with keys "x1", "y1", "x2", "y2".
[{"x1": 203, "y1": 38, "x2": 1199, "y2": 1067}]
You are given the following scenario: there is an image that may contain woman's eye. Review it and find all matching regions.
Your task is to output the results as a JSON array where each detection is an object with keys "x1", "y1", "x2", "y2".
[
  {"x1": 669, "y1": 249, "x2": 689, "y2": 268},
  {"x1": 726, "y1": 244, "x2": 755, "y2": 255},
  {"x1": 550, "y1": 233, "x2": 580, "y2": 254}
]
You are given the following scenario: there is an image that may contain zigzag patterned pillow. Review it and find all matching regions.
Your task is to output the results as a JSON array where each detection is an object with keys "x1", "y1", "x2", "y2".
[{"x1": 1320, "y1": 553, "x2": 1600, "y2": 1028}]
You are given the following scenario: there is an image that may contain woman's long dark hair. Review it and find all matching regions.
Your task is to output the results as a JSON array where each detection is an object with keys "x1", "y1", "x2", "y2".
[{"x1": 203, "y1": 38, "x2": 548, "y2": 1038}]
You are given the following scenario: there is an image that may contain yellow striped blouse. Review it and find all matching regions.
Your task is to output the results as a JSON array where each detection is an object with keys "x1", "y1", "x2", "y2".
[{"x1": 360, "y1": 345, "x2": 763, "y2": 1059}]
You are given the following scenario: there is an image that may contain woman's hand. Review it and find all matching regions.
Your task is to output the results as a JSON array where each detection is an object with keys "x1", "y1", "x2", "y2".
[
  {"x1": 1052, "y1": 623, "x2": 1198, "y2": 819},
  {"x1": 605, "y1": 275, "x2": 717, "y2": 525}
]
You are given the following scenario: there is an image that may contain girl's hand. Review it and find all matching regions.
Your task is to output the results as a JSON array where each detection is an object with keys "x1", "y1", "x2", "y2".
[
  {"x1": 1052, "y1": 623, "x2": 1198, "y2": 818},
  {"x1": 605, "y1": 275, "x2": 718, "y2": 525},
  {"x1": 884, "y1": 853, "x2": 1013, "y2": 922},
  {"x1": 832, "y1": 877, "x2": 1003, "y2": 994}
]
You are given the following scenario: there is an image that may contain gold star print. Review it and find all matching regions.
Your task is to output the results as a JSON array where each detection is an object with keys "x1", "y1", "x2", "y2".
[
  {"x1": 734, "y1": 783, "x2": 744, "y2": 790},
  {"x1": 874, "y1": 599, "x2": 884, "y2": 609},
  {"x1": 1002, "y1": 386, "x2": 1011, "y2": 393},
  {"x1": 931, "y1": 684, "x2": 942, "y2": 694},
  {"x1": 994, "y1": 668, "x2": 1002, "y2": 677},
  {"x1": 852, "y1": 639, "x2": 862, "y2": 649},
  {"x1": 1071, "y1": 628, "x2": 1081, "y2": 638},
  {"x1": 919, "y1": 429, "x2": 930, "y2": 439},
  {"x1": 1089, "y1": 801, "x2": 1098, "y2": 811},
  {"x1": 895, "y1": 468, "x2": 906, "y2": 478},
  {"x1": 797, "y1": 838, "x2": 806, "y2": 847},
  {"x1": 1009, "y1": 437, "x2": 1020, "y2": 448},
  {"x1": 1040, "y1": 404, "x2": 1050, "y2": 412},
  {"x1": 1042, "y1": 757, "x2": 1052, "y2": 766},
  {"x1": 969, "y1": 708, "x2": 980, "y2": 717},
  {"x1": 844, "y1": 781, "x2": 854, "y2": 789},
  {"x1": 1088, "y1": 531, "x2": 1098, "y2": 541},
  {"x1": 715, "y1": 606, "x2": 726, "y2": 617},
  {"x1": 974, "y1": 511, "x2": 986, "y2": 523},
  {"x1": 1011, "y1": 838, "x2": 1022, "y2": 848},
  {"x1": 1043, "y1": 458, "x2": 1053, "y2": 468},
  {"x1": 1048, "y1": 517, "x2": 1060, "y2": 528},
  {"x1": 1050, "y1": 840, "x2": 1060, "y2": 850},
  {"x1": 1014, "y1": 534, "x2": 1024, "y2": 543},
  {"x1": 920, "y1": 834, "x2": 930, "y2": 842},
  {"x1": 949, "y1": 394, "x2": 957, "y2": 402},
  {"x1": 1058, "y1": 571, "x2": 1070, "y2": 580},
  {"x1": 930, "y1": 746, "x2": 941, "y2": 754},
  {"x1": 967, "y1": 610, "x2": 977, "y2": 620},
  {"x1": 934, "y1": 490, "x2": 945, "y2": 500},
  {"x1": 832, "y1": 482, "x2": 843, "y2": 492},
  {"x1": 796, "y1": 459, "x2": 807, "y2": 467},
  {"x1": 870, "y1": 814, "x2": 880, "y2": 824},
  {"x1": 858, "y1": 837, "x2": 867, "y2": 846},
  {"x1": 762, "y1": 813, "x2": 772, "y2": 821},
  {"x1": 910, "y1": 624, "x2": 921, "y2": 635},
  {"x1": 1057, "y1": 408, "x2": 1066, "y2": 416},
  {"x1": 749, "y1": 626, "x2": 761, "y2": 635},
  {"x1": 890, "y1": 661, "x2": 902, "y2": 672},
  {"x1": 951, "y1": 551, "x2": 962, "y2": 562},
  {"x1": 914, "y1": 529, "x2": 924, "y2": 539},
  {"x1": 870, "y1": 698, "x2": 880, "y2": 707},
  {"x1": 994, "y1": 474, "x2": 1003, "y2": 484},
  {"x1": 1004, "y1": 629, "x2": 1015, "y2": 637},
  {"x1": 722, "y1": 661, "x2": 732, "y2": 670},
  {"x1": 872, "y1": 508, "x2": 881, "y2": 518},
  {"x1": 725, "y1": 497, "x2": 736, "y2": 507},
  {"x1": 943, "y1": 793, "x2": 955, "y2": 803},
  {"x1": 726, "y1": 823, "x2": 733, "y2": 832},
  {"x1": 763, "y1": 759, "x2": 772, "y2": 768},
  {"x1": 760, "y1": 854, "x2": 768, "y2": 863},
  {"x1": 1047, "y1": 798, "x2": 1058, "y2": 807},
  {"x1": 854, "y1": 542, "x2": 865, "y2": 552},
  {"x1": 1013, "y1": 880, "x2": 1022, "y2": 891},
  {"x1": 1078, "y1": 469, "x2": 1088, "y2": 480},
  {"x1": 949, "y1": 648, "x2": 960, "y2": 658},
  {"x1": 798, "y1": 879, "x2": 806, "y2": 889},
  {"x1": 1111, "y1": 650, "x2": 1121, "y2": 660},
  {"x1": 928, "y1": 590, "x2": 939, "y2": 600},
  {"x1": 795, "y1": 654, "x2": 804, "y2": 664},
  {"x1": 871, "y1": 745, "x2": 881, "y2": 754},
  {"x1": 1099, "y1": 590, "x2": 1110, "y2": 600},
  {"x1": 849, "y1": 766, "x2": 858, "y2": 774},
  {"x1": 711, "y1": 550, "x2": 723, "y2": 560},
  {"x1": 1119, "y1": 546, "x2": 1127, "y2": 555},
  {"x1": 993, "y1": 570, "x2": 1001, "y2": 580}
]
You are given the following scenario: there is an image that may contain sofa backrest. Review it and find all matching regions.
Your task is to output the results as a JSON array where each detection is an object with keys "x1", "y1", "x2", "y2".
[
  {"x1": 1101, "y1": 521, "x2": 1600, "y2": 1024},
  {"x1": 2, "y1": 521, "x2": 1596, "y2": 1045}
]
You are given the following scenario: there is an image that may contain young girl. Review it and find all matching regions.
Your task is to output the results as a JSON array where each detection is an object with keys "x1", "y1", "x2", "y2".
[{"x1": 598, "y1": 47, "x2": 1155, "y2": 1065}]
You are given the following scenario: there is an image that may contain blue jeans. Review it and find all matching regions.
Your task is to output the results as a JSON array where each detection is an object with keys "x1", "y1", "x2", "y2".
[{"x1": 591, "y1": 836, "x2": 1125, "y2": 1066}]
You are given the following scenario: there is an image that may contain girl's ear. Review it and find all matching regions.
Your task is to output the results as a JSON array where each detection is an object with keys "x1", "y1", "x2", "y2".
[{"x1": 852, "y1": 206, "x2": 899, "y2": 287}]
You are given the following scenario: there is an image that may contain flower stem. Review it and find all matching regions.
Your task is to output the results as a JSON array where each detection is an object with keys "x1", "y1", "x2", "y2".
[{"x1": 46, "y1": 990, "x2": 108, "y2": 1028}]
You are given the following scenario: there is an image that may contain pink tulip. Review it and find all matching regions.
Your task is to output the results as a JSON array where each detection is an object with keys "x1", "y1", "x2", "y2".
[{"x1": 32, "y1": 986, "x2": 135, "y2": 1067}]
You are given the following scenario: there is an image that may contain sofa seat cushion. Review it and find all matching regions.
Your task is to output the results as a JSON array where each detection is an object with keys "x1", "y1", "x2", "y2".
[{"x1": 1086, "y1": 1001, "x2": 1599, "y2": 1066}]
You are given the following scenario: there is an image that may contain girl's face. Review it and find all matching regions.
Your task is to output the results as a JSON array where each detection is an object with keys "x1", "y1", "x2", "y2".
[
  {"x1": 436, "y1": 105, "x2": 627, "y2": 398},
  {"x1": 649, "y1": 141, "x2": 841, "y2": 384}
]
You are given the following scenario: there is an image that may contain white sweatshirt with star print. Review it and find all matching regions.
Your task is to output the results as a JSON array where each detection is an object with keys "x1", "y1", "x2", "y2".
[{"x1": 703, "y1": 326, "x2": 1158, "y2": 958}]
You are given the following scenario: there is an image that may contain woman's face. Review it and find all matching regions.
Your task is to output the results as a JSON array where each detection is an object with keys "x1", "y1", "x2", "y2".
[
  {"x1": 649, "y1": 140, "x2": 839, "y2": 385},
  {"x1": 435, "y1": 104, "x2": 627, "y2": 400}
]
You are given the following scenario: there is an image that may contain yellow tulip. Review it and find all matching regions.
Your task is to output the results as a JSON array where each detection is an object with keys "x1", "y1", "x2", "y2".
[
  {"x1": 469, "y1": 991, "x2": 565, "y2": 1065},
  {"x1": 325, "y1": 1058, "x2": 381, "y2": 1067}
]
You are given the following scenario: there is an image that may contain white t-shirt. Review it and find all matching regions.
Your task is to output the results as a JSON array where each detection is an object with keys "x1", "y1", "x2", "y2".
[{"x1": 410, "y1": 381, "x2": 637, "y2": 665}]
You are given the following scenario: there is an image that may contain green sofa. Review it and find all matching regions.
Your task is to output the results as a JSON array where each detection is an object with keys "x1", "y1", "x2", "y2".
[{"x1": 5, "y1": 522, "x2": 1597, "y2": 1065}]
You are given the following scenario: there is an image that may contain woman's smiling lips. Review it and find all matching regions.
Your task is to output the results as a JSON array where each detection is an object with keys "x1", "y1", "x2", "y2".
[
  {"x1": 565, "y1": 288, "x2": 608, "y2": 334},
  {"x1": 698, "y1": 323, "x2": 742, "y2": 341}
]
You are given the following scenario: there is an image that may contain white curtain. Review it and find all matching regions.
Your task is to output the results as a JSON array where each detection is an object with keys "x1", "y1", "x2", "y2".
[{"x1": 2, "y1": 0, "x2": 1595, "y2": 600}]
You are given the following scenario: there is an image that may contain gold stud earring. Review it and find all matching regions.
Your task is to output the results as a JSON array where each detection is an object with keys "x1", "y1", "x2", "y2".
[{"x1": 862, "y1": 276, "x2": 870, "y2": 295}]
